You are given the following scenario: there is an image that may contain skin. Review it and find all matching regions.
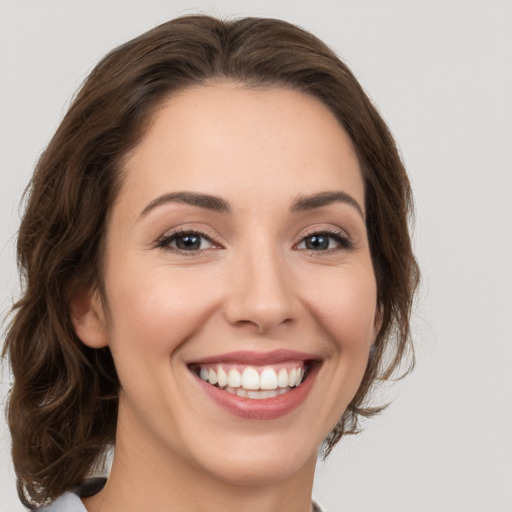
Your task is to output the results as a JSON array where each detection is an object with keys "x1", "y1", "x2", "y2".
[{"x1": 72, "y1": 83, "x2": 380, "y2": 512}]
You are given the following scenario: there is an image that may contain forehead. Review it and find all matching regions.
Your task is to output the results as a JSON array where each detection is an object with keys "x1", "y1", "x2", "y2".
[{"x1": 119, "y1": 83, "x2": 364, "y2": 214}]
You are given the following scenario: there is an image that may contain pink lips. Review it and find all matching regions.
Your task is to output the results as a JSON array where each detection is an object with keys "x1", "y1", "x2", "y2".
[
  {"x1": 189, "y1": 349, "x2": 320, "y2": 420},
  {"x1": 190, "y1": 349, "x2": 317, "y2": 366}
]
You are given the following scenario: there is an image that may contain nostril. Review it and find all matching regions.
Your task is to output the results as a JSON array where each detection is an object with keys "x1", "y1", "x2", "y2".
[
  {"x1": 224, "y1": 299, "x2": 297, "y2": 335},
  {"x1": 223, "y1": 261, "x2": 298, "y2": 332}
]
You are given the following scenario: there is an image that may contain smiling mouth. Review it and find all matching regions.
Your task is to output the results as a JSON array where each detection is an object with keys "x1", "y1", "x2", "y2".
[{"x1": 188, "y1": 361, "x2": 315, "y2": 400}]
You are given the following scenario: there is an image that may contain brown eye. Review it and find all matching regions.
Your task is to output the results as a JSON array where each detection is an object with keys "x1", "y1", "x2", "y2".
[
  {"x1": 297, "y1": 231, "x2": 352, "y2": 251},
  {"x1": 174, "y1": 233, "x2": 202, "y2": 250},
  {"x1": 303, "y1": 234, "x2": 331, "y2": 250},
  {"x1": 158, "y1": 231, "x2": 215, "y2": 251}
]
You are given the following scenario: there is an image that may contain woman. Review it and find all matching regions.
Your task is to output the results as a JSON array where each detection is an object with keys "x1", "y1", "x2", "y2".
[{"x1": 3, "y1": 15, "x2": 418, "y2": 512}]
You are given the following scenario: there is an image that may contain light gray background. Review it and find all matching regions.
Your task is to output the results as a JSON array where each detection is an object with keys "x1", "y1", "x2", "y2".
[{"x1": 1, "y1": 1, "x2": 511, "y2": 511}]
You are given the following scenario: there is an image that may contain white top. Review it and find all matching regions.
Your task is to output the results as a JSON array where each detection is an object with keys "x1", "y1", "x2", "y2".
[{"x1": 38, "y1": 492, "x2": 86, "y2": 511}]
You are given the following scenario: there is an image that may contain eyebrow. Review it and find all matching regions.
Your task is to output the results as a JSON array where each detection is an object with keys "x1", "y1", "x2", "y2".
[
  {"x1": 290, "y1": 191, "x2": 365, "y2": 219},
  {"x1": 139, "y1": 191, "x2": 231, "y2": 219},
  {"x1": 138, "y1": 190, "x2": 364, "y2": 220}
]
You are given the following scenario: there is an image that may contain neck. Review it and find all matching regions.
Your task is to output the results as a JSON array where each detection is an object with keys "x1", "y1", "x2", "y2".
[{"x1": 83, "y1": 405, "x2": 317, "y2": 512}]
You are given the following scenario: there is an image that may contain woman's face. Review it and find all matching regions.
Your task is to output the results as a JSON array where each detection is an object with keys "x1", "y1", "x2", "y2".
[{"x1": 82, "y1": 83, "x2": 379, "y2": 485}]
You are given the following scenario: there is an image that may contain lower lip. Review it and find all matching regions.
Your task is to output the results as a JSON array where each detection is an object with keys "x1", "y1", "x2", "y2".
[{"x1": 194, "y1": 367, "x2": 318, "y2": 420}]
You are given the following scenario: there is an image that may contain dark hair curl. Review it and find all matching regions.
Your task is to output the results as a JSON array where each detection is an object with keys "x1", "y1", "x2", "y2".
[{"x1": 3, "y1": 14, "x2": 419, "y2": 507}]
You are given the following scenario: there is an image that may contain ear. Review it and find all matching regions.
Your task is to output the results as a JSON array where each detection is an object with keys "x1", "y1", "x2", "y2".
[{"x1": 70, "y1": 287, "x2": 109, "y2": 348}]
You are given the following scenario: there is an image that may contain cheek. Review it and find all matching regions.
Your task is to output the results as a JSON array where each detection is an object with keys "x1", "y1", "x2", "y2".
[
  {"x1": 305, "y1": 265, "x2": 378, "y2": 351},
  {"x1": 105, "y1": 265, "x2": 218, "y2": 357},
  {"x1": 297, "y1": 264, "x2": 379, "y2": 433}
]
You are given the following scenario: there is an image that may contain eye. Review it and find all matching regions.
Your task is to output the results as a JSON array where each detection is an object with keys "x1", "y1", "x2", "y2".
[
  {"x1": 296, "y1": 231, "x2": 352, "y2": 251},
  {"x1": 157, "y1": 230, "x2": 216, "y2": 252}
]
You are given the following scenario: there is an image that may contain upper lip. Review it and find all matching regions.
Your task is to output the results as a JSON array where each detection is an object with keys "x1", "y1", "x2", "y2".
[{"x1": 188, "y1": 349, "x2": 320, "y2": 366}]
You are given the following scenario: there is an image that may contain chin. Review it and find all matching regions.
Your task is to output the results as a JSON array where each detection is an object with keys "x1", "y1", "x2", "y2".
[
  {"x1": 201, "y1": 445, "x2": 316, "y2": 487},
  {"x1": 179, "y1": 422, "x2": 322, "y2": 487}
]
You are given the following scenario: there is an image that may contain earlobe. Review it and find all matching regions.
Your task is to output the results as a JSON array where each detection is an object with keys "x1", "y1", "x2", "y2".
[{"x1": 70, "y1": 287, "x2": 109, "y2": 348}]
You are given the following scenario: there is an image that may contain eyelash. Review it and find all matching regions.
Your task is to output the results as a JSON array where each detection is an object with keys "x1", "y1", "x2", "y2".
[
  {"x1": 155, "y1": 228, "x2": 219, "y2": 253},
  {"x1": 296, "y1": 227, "x2": 353, "y2": 252},
  {"x1": 155, "y1": 227, "x2": 353, "y2": 254}
]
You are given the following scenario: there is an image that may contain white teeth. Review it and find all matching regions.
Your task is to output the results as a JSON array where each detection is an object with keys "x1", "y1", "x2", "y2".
[
  {"x1": 248, "y1": 388, "x2": 291, "y2": 399},
  {"x1": 217, "y1": 367, "x2": 228, "y2": 388},
  {"x1": 197, "y1": 363, "x2": 308, "y2": 393},
  {"x1": 208, "y1": 368, "x2": 218, "y2": 385},
  {"x1": 241, "y1": 367, "x2": 260, "y2": 390},
  {"x1": 217, "y1": 385, "x2": 292, "y2": 399},
  {"x1": 277, "y1": 368, "x2": 289, "y2": 388},
  {"x1": 288, "y1": 368, "x2": 297, "y2": 387},
  {"x1": 260, "y1": 368, "x2": 278, "y2": 390},
  {"x1": 227, "y1": 368, "x2": 241, "y2": 388},
  {"x1": 247, "y1": 389, "x2": 274, "y2": 399}
]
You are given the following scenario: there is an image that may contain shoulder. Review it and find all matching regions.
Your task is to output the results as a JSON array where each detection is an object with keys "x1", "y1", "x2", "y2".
[
  {"x1": 34, "y1": 478, "x2": 106, "y2": 512},
  {"x1": 36, "y1": 492, "x2": 86, "y2": 512}
]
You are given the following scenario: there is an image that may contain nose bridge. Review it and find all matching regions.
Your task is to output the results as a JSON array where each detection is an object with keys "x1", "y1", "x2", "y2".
[{"x1": 224, "y1": 233, "x2": 296, "y2": 332}]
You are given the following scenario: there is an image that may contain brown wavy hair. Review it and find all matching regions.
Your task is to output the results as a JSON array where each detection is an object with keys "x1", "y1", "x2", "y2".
[{"x1": 3, "y1": 14, "x2": 419, "y2": 508}]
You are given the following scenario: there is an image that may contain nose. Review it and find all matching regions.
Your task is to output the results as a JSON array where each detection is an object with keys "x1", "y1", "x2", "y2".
[{"x1": 223, "y1": 246, "x2": 299, "y2": 334}]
